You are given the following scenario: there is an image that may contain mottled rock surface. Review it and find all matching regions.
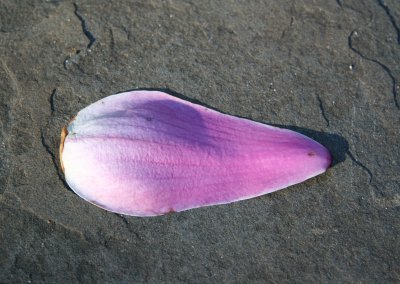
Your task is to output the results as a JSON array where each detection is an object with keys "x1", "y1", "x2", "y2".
[{"x1": 0, "y1": 0, "x2": 399, "y2": 282}]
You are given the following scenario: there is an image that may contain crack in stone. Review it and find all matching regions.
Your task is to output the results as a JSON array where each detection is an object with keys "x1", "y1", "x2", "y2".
[
  {"x1": 317, "y1": 95, "x2": 330, "y2": 127},
  {"x1": 49, "y1": 89, "x2": 57, "y2": 114},
  {"x1": 63, "y1": 58, "x2": 69, "y2": 70},
  {"x1": 348, "y1": 30, "x2": 399, "y2": 109},
  {"x1": 347, "y1": 150, "x2": 373, "y2": 183},
  {"x1": 377, "y1": 0, "x2": 400, "y2": 45},
  {"x1": 0, "y1": 60, "x2": 21, "y2": 196},
  {"x1": 1, "y1": 59, "x2": 21, "y2": 103},
  {"x1": 1, "y1": 200, "x2": 88, "y2": 242},
  {"x1": 336, "y1": 0, "x2": 343, "y2": 8},
  {"x1": 73, "y1": 2, "x2": 96, "y2": 49},
  {"x1": 40, "y1": 130, "x2": 70, "y2": 189},
  {"x1": 280, "y1": 17, "x2": 294, "y2": 39},
  {"x1": 109, "y1": 28, "x2": 115, "y2": 56},
  {"x1": 116, "y1": 214, "x2": 129, "y2": 226},
  {"x1": 114, "y1": 214, "x2": 142, "y2": 240}
]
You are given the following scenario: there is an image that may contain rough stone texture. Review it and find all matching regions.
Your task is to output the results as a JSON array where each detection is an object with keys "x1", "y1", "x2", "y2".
[{"x1": 0, "y1": 0, "x2": 399, "y2": 282}]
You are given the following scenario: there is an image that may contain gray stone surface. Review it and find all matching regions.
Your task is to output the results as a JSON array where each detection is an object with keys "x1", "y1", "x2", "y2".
[{"x1": 0, "y1": 0, "x2": 399, "y2": 282}]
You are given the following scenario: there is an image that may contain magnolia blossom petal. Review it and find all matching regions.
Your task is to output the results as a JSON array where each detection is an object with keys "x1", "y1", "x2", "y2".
[{"x1": 60, "y1": 90, "x2": 331, "y2": 216}]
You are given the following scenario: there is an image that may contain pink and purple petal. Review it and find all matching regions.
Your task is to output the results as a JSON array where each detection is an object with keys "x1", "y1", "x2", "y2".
[{"x1": 60, "y1": 90, "x2": 331, "y2": 216}]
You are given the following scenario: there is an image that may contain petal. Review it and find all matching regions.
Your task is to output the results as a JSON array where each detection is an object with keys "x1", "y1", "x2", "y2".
[{"x1": 61, "y1": 90, "x2": 331, "y2": 216}]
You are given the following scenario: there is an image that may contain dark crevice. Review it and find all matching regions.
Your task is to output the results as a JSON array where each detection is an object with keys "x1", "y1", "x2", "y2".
[
  {"x1": 116, "y1": 214, "x2": 129, "y2": 226},
  {"x1": 280, "y1": 17, "x2": 294, "y2": 39},
  {"x1": 109, "y1": 28, "x2": 115, "y2": 55},
  {"x1": 63, "y1": 58, "x2": 69, "y2": 70},
  {"x1": 40, "y1": 130, "x2": 70, "y2": 190},
  {"x1": 317, "y1": 95, "x2": 330, "y2": 127},
  {"x1": 377, "y1": 0, "x2": 400, "y2": 45},
  {"x1": 346, "y1": 150, "x2": 373, "y2": 183},
  {"x1": 336, "y1": 0, "x2": 343, "y2": 8},
  {"x1": 348, "y1": 30, "x2": 399, "y2": 109},
  {"x1": 75, "y1": 63, "x2": 85, "y2": 74},
  {"x1": 73, "y1": 3, "x2": 96, "y2": 49},
  {"x1": 114, "y1": 214, "x2": 142, "y2": 240},
  {"x1": 49, "y1": 89, "x2": 57, "y2": 114}
]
